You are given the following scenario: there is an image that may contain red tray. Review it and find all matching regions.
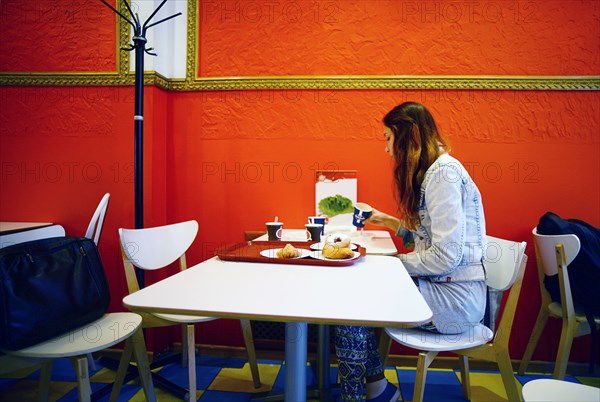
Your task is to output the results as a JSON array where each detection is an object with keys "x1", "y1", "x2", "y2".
[{"x1": 216, "y1": 241, "x2": 366, "y2": 267}]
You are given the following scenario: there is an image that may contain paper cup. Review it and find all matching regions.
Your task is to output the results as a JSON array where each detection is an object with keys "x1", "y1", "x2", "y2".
[
  {"x1": 266, "y1": 222, "x2": 283, "y2": 240},
  {"x1": 352, "y1": 202, "x2": 373, "y2": 228},
  {"x1": 305, "y1": 223, "x2": 323, "y2": 242},
  {"x1": 308, "y1": 216, "x2": 327, "y2": 235}
]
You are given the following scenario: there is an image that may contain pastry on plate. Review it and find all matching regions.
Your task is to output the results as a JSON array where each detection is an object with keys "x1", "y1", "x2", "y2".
[
  {"x1": 322, "y1": 242, "x2": 355, "y2": 259},
  {"x1": 325, "y1": 233, "x2": 351, "y2": 248},
  {"x1": 276, "y1": 243, "x2": 301, "y2": 258}
]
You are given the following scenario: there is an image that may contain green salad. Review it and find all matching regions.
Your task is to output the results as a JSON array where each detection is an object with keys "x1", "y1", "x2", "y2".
[{"x1": 318, "y1": 194, "x2": 354, "y2": 217}]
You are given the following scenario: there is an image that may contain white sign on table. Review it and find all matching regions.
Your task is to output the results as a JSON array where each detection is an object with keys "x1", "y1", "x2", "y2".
[{"x1": 315, "y1": 170, "x2": 357, "y2": 231}]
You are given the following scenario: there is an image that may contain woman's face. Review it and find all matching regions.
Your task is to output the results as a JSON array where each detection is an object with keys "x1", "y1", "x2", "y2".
[{"x1": 383, "y1": 126, "x2": 394, "y2": 158}]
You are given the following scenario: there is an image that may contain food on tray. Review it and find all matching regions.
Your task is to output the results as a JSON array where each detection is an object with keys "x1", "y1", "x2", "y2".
[
  {"x1": 322, "y1": 233, "x2": 354, "y2": 259},
  {"x1": 276, "y1": 243, "x2": 301, "y2": 258},
  {"x1": 318, "y1": 194, "x2": 354, "y2": 217},
  {"x1": 326, "y1": 233, "x2": 351, "y2": 248},
  {"x1": 322, "y1": 243, "x2": 355, "y2": 259}
]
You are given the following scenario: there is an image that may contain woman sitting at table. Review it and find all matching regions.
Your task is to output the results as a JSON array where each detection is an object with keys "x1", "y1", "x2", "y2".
[{"x1": 335, "y1": 101, "x2": 487, "y2": 401}]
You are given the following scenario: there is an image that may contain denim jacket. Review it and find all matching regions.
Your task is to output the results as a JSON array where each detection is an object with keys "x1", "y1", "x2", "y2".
[{"x1": 397, "y1": 153, "x2": 487, "y2": 283}]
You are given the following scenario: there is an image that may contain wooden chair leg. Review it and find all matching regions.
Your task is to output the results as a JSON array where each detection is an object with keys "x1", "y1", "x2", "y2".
[
  {"x1": 496, "y1": 351, "x2": 520, "y2": 402},
  {"x1": 71, "y1": 356, "x2": 91, "y2": 402},
  {"x1": 518, "y1": 308, "x2": 549, "y2": 375},
  {"x1": 240, "y1": 319, "x2": 261, "y2": 388},
  {"x1": 458, "y1": 355, "x2": 471, "y2": 400},
  {"x1": 413, "y1": 351, "x2": 437, "y2": 402},
  {"x1": 38, "y1": 361, "x2": 53, "y2": 402},
  {"x1": 553, "y1": 316, "x2": 577, "y2": 380},
  {"x1": 378, "y1": 330, "x2": 392, "y2": 368},
  {"x1": 182, "y1": 324, "x2": 189, "y2": 368},
  {"x1": 109, "y1": 339, "x2": 135, "y2": 402},
  {"x1": 186, "y1": 323, "x2": 197, "y2": 401},
  {"x1": 129, "y1": 328, "x2": 156, "y2": 402},
  {"x1": 87, "y1": 353, "x2": 97, "y2": 371}
]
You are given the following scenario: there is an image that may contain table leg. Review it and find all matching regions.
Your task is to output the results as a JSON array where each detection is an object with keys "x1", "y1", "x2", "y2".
[
  {"x1": 317, "y1": 324, "x2": 330, "y2": 393},
  {"x1": 285, "y1": 322, "x2": 307, "y2": 402}
]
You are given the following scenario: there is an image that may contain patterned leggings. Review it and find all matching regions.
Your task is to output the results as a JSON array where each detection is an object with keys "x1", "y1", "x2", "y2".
[{"x1": 334, "y1": 325, "x2": 384, "y2": 401}]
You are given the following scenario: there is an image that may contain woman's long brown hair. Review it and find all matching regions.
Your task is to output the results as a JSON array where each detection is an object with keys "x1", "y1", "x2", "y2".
[{"x1": 383, "y1": 102, "x2": 449, "y2": 231}]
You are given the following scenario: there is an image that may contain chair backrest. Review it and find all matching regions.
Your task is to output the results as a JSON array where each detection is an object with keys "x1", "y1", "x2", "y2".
[
  {"x1": 85, "y1": 193, "x2": 110, "y2": 246},
  {"x1": 484, "y1": 235, "x2": 528, "y2": 291},
  {"x1": 483, "y1": 235, "x2": 528, "y2": 344},
  {"x1": 532, "y1": 227, "x2": 580, "y2": 276},
  {"x1": 119, "y1": 220, "x2": 199, "y2": 293}
]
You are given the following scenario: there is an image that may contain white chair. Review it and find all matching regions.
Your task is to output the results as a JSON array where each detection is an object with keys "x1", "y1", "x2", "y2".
[
  {"x1": 522, "y1": 378, "x2": 600, "y2": 401},
  {"x1": 379, "y1": 236, "x2": 528, "y2": 402},
  {"x1": 519, "y1": 228, "x2": 600, "y2": 379},
  {"x1": 82, "y1": 193, "x2": 110, "y2": 370},
  {"x1": 119, "y1": 220, "x2": 261, "y2": 401},
  {"x1": 1, "y1": 312, "x2": 155, "y2": 402},
  {"x1": 85, "y1": 193, "x2": 110, "y2": 246}
]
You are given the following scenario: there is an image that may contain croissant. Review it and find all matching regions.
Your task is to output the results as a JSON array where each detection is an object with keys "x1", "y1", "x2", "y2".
[
  {"x1": 322, "y1": 243, "x2": 355, "y2": 259},
  {"x1": 276, "y1": 243, "x2": 301, "y2": 258}
]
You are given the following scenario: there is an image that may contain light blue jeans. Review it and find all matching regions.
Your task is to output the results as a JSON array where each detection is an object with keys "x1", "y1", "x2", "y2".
[{"x1": 415, "y1": 278, "x2": 487, "y2": 334}]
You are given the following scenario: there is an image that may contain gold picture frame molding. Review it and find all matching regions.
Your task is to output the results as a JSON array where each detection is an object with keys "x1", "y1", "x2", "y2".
[{"x1": 0, "y1": 0, "x2": 598, "y2": 91}]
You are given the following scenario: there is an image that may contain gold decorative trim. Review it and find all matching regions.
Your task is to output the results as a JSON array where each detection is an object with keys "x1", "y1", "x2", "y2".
[
  {"x1": 187, "y1": 0, "x2": 197, "y2": 83},
  {"x1": 0, "y1": 71, "x2": 177, "y2": 88},
  {"x1": 1, "y1": 71, "x2": 598, "y2": 91},
  {"x1": 172, "y1": 76, "x2": 600, "y2": 91},
  {"x1": 2, "y1": 73, "x2": 598, "y2": 92},
  {"x1": 118, "y1": 1, "x2": 130, "y2": 77}
]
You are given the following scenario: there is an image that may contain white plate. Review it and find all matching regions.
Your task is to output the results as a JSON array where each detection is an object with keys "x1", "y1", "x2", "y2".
[
  {"x1": 260, "y1": 248, "x2": 311, "y2": 259},
  {"x1": 310, "y1": 242, "x2": 358, "y2": 251},
  {"x1": 309, "y1": 250, "x2": 361, "y2": 261}
]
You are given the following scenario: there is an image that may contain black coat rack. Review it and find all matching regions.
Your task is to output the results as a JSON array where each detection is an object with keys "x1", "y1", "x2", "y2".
[
  {"x1": 93, "y1": 3, "x2": 186, "y2": 400},
  {"x1": 101, "y1": 0, "x2": 180, "y2": 289},
  {"x1": 101, "y1": 0, "x2": 180, "y2": 230}
]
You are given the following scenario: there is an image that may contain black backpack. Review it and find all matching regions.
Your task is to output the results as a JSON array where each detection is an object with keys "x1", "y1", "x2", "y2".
[{"x1": 537, "y1": 212, "x2": 600, "y2": 372}]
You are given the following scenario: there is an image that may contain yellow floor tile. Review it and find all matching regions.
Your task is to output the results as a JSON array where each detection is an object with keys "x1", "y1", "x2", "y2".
[
  {"x1": 576, "y1": 375, "x2": 600, "y2": 388},
  {"x1": 460, "y1": 371, "x2": 522, "y2": 402},
  {"x1": 89, "y1": 367, "x2": 118, "y2": 384},
  {"x1": 384, "y1": 367, "x2": 400, "y2": 386},
  {"x1": 207, "y1": 362, "x2": 279, "y2": 393},
  {"x1": 0, "y1": 379, "x2": 77, "y2": 402},
  {"x1": 129, "y1": 387, "x2": 204, "y2": 401}
]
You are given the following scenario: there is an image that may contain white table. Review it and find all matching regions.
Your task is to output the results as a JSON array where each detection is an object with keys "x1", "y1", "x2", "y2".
[
  {"x1": 123, "y1": 254, "x2": 432, "y2": 401},
  {"x1": 0, "y1": 222, "x2": 65, "y2": 249},
  {"x1": 255, "y1": 229, "x2": 398, "y2": 255},
  {"x1": 0, "y1": 222, "x2": 53, "y2": 234},
  {"x1": 522, "y1": 379, "x2": 600, "y2": 401}
]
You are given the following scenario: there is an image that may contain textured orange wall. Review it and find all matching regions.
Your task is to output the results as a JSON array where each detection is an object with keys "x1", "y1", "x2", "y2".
[
  {"x1": 199, "y1": 0, "x2": 599, "y2": 76},
  {"x1": 0, "y1": 1, "x2": 117, "y2": 72},
  {"x1": 1, "y1": 0, "x2": 599, "y2": 362}
]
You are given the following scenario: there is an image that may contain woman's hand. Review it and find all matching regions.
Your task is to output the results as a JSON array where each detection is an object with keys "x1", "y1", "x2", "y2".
[{"x1": 365, "y1": 208, "x2": 401, "y2": 232}]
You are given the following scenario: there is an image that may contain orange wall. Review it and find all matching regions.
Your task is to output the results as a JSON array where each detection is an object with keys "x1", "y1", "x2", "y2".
[
  {"x1": 199, "y1": 0, "x2": 599, "y2": 76},
  {"x1": 1, "y1": 0, "x2": 599, "y2": 363}
]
